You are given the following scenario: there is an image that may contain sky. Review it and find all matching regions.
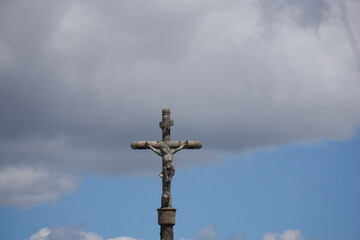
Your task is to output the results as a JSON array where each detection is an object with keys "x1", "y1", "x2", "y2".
[{"x1": 0, "y1": 0, "x2": 359, "y2": 239}]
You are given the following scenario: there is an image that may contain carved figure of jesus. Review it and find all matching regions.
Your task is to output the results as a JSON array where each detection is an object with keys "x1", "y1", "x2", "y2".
[{"x1": 145, "y1": 141, "x2": 188, "y2": 197}]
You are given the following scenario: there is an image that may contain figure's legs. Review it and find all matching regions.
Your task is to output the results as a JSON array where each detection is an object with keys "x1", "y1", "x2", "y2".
[
  {"x1": 165, "y1": 178, "x2": 170, "y2": 196},
  {"x1": 162, "y1": 163, "x2": 175, "y2": 197},
  {"x1": 161, "y1": 179, "x2": 171, "y2": 207},
  {"x1": 167, "y1": 182, "x2": 171, "y2": 196}
]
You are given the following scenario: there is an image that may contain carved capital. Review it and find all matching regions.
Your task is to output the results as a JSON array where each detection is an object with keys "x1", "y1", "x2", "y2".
[{"x1": 158, "y1": 208, "x2": 176, "y2": 225}]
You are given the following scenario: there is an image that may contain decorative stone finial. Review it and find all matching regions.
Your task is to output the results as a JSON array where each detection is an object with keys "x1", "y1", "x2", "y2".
[{"x1": 162, "y1": 107, "x2": 170, "y2": 114}]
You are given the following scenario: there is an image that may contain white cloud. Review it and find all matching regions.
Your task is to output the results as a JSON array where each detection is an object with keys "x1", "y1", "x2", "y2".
[
  {"x1": 193, "y1": 226, "x2": 219, "y2": 240},
  {"x1": 263, "y1": 229, "x2": 306, "y2": 240},
  {"x1": 29, "y1": 225, "x2": 305, "y2": 240},
  {"x1": 79, "y1": 232, "x2": 104, "y2": 240},
  {"x1": 108, "y1": 237, "x2": 139, "y2": 240},
  {"x1": 29, "y1": 225, "x2": 138, "y2": 240},
  {"x1": 0, "y1": 167, "x2": 79, "y2": 208},
  {"x1": 182, "y1": 227, "x2": 305, "y2": 240},
  {"x1": 30, "y1": 228, "x2": 51, "y2": 240},
  {"x1": 181, "y1": 226, "x2": 244, "y2": 240}
]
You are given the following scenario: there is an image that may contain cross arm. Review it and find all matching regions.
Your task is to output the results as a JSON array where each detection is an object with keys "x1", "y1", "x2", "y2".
[{"x1": 131, "y1": 141, "x2": 202, "y2": 150}]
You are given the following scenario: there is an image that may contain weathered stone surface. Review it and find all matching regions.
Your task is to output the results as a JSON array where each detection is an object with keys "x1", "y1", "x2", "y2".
[
  {"x1": 158, "y1": 208, "x2": 176, "y2": 225},
  {"x1": 131, "y1": 108, "x2": 202, "y2": 202},
  {"x1": 160, "y1": 225, "x2": 173, "y2": 240},
  {"x1": 131, "y1": 141, "x2": 202, "y2": 149},
  {"x1": 131, "y1": 108, "x2": 202, "y2": 240}
]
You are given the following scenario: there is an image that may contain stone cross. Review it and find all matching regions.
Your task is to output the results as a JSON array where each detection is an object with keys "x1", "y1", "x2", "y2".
[{"x1": 131, "y1": 107, "x2": 202, "y2": 240}]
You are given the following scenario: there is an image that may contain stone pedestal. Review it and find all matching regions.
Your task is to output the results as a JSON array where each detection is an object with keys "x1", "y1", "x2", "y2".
[{"x1": 158, "y1": 208, "x2": 176, "y2": 240}]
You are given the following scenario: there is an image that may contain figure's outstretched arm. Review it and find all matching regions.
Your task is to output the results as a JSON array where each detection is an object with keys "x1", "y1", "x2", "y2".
[
  {"x1": 172, "y1": 141, "x2": 188, "y2": 154},
  {"x1": 146, "y1": 142, "x2": 161, "y2": 156}
]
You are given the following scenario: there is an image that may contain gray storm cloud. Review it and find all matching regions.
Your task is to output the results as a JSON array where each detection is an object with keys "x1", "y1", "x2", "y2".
[
  {"x1": 0, "y1": 0, "x2": 359, "y2": 176},
  {"x1": 338, "y1": 0, "x2": 360, "y2": 74}
]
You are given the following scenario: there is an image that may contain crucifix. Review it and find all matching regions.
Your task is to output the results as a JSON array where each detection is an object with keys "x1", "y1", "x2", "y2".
[{"x1": 131, "y1": 107, "x2": 202, "y2": 240}]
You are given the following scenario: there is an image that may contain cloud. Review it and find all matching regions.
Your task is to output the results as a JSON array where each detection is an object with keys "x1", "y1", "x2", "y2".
[
  {"x1": 29, "y1": 225, "x2": 139, "y2": 240},
  {"x1": 338, "y1": 0, "x2": 360, "y2": 73},
  {"x1": 180, "y1": 226, "x2": 244, "y2": 240},
  {"x1": 29, "y1": 225, "x2": 103, "y2": 240},
  {"x1": 30, "y1": 228, "x2": 51, "y2": 240},
  {"x1": 258, "y1": 0, "x2": 330, "y2": 28},
  {"x1": 193, "y1": 226, "x2": 219, "y2": 240},
  {"x1": 108, "y1": 238, "x2": 139, "y2": 240},
  {"x1": 263, "y1": 229, "x2": 306, "y2": 240},
  {"x1": 182, "y1": 227, "x2": 304, "y2": 240},
  {"x1": 0, "y1": 0, "x2": 359, "y2": 176},
  {"x1": 0, "y1": 166, "x2": 79, "y2": 208},
  {"x1": 30, "y1": 225, "x2": 304, "y2": 240}
]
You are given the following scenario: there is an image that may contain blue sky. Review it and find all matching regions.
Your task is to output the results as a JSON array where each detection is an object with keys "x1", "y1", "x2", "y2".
[
  {"x1": 0, "y1": 0, "x2": 359, "y2": 240},
  {"x1": 1, "y1": 130, "x2": 360, "y2": 240}
]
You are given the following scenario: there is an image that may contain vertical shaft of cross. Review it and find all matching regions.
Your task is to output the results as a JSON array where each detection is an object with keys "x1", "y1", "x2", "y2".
[
  {"x1": 159, "y1": 107, "x2": 174, "y2": 208},
  {"x1": 159, "y1": 107, "x2": 175, "y2": 240},
  {"x1": 160, "y1": 107, "x2": 173, "y2": 142}
]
